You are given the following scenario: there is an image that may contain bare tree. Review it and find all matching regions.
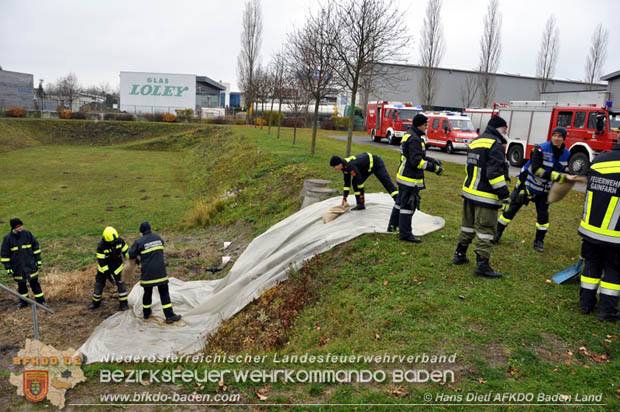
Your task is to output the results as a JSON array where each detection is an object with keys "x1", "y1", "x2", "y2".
[
  {"x1": 477, "y1": 0, "x2": 502, "y2": 107},
  {"x1": 287, "y1": 4, "x2": 340, "y2": 155},
  {"x1": 459, "y1": 71, "x2": 479, "y2": 108},
  {"x1": 253, "y1": 64, "x2": 271, "y2": 128},
  {"x1": 237, "y1": 0, "x2": 263, "y2": 123},
  {"x1": 333, "y1": 0, "x2": 409, "y2": 156},
  {"x1": 536, "y1": 15, "x2": 560, "y2": 96},
  {"x1": 283, "y1": 67, "x2": 308, "y2": 145},
  {"x1": 272, "y1": 51, "x2": 287, "y2": 139},
  {"x1": 419, "y1": 0, "x2": 444, "y2": 109},
  {"x1": 584, "y1": 23, "x2": 608, "y2": 89},
  {"x1": 54, "y1": 73, "x2": 82, "y2": 109}
]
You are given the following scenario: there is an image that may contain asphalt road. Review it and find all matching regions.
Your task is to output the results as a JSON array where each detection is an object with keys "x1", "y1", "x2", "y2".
[{"x1": 328, "y1": 134, "x2": 586, "y2": 192}]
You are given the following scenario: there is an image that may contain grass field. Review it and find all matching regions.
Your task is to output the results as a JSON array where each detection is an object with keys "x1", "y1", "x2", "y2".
[{"x1": 0, "y1": 119, "x2": 618, "y2": 411}]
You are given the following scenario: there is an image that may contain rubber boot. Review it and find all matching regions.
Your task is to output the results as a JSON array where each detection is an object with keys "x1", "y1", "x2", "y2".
[
  {"x1": 352, "y1": 194, "x2": 365, "y2": 210},
  {"x1": 474, "y1": 254, "x2": 502, "y2": 278},
  {"x1": 18, "y1": 299, "x2": 29, "y2": 309},
  {"x1": 398, "y1": 209, "x2": 420, "y2": 242},
  {"x1": 88, "y1": 300, "x2": 101, "y2": 310},
  {"x1": 492, "y1": 223, "x2": 505, "y2": 244},
  {"x1": 598, "y1": 294, "x2": 620, "y2": 322},
  {"x1": 143, "y1": 308, "x2": 152, "y2": 319},
  {"x1": 166, "y1": 313, "x2": 182, "y2": 324},
  {"x1": 533, "y1": 229, "x2": 546, "y2": 253},
  {"x1": 119, "y1": 300, "x2": 129, "y2": 311},
  {"x1": 579, "y1": 288, "x2": 597, "y2": 314},
  {"x1": 452, "y1": 243, "x2": 470, "y2": 265},
  {"x1": 387, "y1": 205, "x2": 400, "y2": 233}
]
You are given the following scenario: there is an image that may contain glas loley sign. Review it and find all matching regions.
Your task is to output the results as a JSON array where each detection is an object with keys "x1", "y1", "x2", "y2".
[{"x1": 119, "y1": 71, "x2": 196, "y2": 112}]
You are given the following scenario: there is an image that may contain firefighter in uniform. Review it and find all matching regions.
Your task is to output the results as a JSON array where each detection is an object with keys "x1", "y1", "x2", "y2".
[
  {"x1": 1, "y1": 218, "x2": 46, "y2": 308},
  {"x1": 578, "y1": 142, "x2": 620, "y2": 321},
  {"x1": 453, "y1": 116, "x2": 510, "y2": 278},
  {"x1": 88, "y1": 226, "x2": 130, "y2": 311},
  {"x1": 330, "y1": 152, "x2": 399, "y2": 210},
  {"x1": 493, "y1": 127, "x2": 570, "y2": 252},
  {"x1": 128, "y1": 222, "x2": 181, "y2": 323},
  {"x1": 395, "y1": 113, "x2": 444, "y2": 243}
]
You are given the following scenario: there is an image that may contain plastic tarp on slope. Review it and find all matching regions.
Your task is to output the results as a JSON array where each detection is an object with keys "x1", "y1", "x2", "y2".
[{"x1": 79, "y1": 193, "x2": 445, "y2": 363}]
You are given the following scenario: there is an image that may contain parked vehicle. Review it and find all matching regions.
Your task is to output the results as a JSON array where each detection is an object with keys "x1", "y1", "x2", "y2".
[
  {"x1": 493, "y1": 101, "x2": 619, "y2": 175},
  {"x1": 424, "y1": 112, "x2": 478, "y2": 153},
  {"x1": 366, "y1": 101, "x2": 422, "y2": 145}
]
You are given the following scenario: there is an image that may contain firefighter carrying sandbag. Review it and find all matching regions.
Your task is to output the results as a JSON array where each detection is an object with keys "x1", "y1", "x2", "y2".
[{"x1": 88, "y1": 226, "x2": 129, "y2": 311}]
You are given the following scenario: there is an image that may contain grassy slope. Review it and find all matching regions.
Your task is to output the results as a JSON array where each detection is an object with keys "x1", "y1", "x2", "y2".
[
  {"x1": 1, "y1": 121, "x2": 617, "y2": 410},
  {"x1": 0, "y1": 117, "x2": 200, "y2": 153},
  {"x1": 179, "y1": 126, "x2": 616, "y2": 411}
]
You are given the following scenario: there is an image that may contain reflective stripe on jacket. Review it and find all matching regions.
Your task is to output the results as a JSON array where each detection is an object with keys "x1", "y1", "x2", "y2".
[
  {"x1": 461, "y1": 126, "x2": 510, "y2": 208},
  {"x1": 579, "y1": 144, "x2": 620, "y2": 246}
]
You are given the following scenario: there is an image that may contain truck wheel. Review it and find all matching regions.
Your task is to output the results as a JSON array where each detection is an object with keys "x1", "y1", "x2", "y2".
[
  {"x1": 507, "y1": 145, "x2": 524, "y2": 167},
  {"x1": 569, "y1": 152, "x2": 589, "y2": 176},
  {"x1": 387, "y1": 131, "x2": 394, "y2": 145},
  {"x1": 371, "y1": 129, "x2": 380, "y2": 142},
  {"x1": 446, "y1": 141, "x2": 454, "y2": 154}
]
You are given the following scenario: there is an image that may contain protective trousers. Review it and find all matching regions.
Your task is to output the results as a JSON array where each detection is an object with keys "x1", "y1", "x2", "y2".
[
  {"x1": 397, "y1": 185, "x2": 420, "y2": 239},
  {"x1": 92, "y1": 271, "x2": 128, "y2": 306},
  {"x1": 142, "y1": 283, "x2": 174, "y2": 318},
  {"x1": 17, "y1": 275, "x2": 45, "y2": 304},
  {"x1": 580, "y1": 240, "x2": 620, "y2": 316},
  {"x1": 372, "y1": 157, "x2": 399, "y2": 198},
  {"x1": 498, "y1": 191, "x2": 549, "y2": 241},
  {"x1": 458, "y1": 199, "x2": 498, "y2": 259}
]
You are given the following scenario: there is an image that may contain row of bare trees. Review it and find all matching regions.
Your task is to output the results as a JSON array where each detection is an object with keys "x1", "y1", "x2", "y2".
[
  {"x1": 237, "y1": 0, "x2": 410, "y2": 156},
  {"x1": 35, "y1": 72, "x2": 119, "y2": 110}
]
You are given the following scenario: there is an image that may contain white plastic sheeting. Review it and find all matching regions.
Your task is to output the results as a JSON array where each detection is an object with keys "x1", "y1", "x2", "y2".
[{"x1": 79, "y1": 193, "x2": 445, "y2": 363}]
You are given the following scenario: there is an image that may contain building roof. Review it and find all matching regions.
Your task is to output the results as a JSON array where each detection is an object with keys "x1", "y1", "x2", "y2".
[
  {"x1": 196, "y1": 76, "x2": 225, "y2": 90},
  {"x1": 378, "y1": 62, "x2": 607, "y2": 86},
  {"x1": 601, "y1": 70, "x2": 620, "y2": 81}
]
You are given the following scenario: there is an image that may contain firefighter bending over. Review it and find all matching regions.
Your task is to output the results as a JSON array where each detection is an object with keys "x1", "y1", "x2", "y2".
[{"x1": 88, "y1": 226, "x2": 129, "y2": 311}]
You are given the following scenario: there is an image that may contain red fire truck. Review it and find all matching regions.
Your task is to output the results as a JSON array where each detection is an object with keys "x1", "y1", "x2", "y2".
[
  {"x1": 424, "y1": 112, "x2": 478, "y2": 153},
  {"x1": 366, "y1": 101, "x2": 422, "y2": 145},
  {"x1": 493, "y1": 101, "x2": 619, "y2": 174}
]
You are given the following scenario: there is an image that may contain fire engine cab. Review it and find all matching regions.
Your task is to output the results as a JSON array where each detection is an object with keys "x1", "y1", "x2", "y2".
[
  {"x1": 366, "y1": 101, "x2": 422, "y2": 145},
  {"x1": 424, "y1": 112, "x2": 478, "y2": 153},
  {"x1": 494, "y1": 101, "x2": 619, "y2": 175}
]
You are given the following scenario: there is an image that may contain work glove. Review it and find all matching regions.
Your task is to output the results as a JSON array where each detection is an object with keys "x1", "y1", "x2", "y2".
[
  {"x1": 550, "y1": 171, "x2": 566, "y2": 184},
  {"x1": 341, "y1": 198, "x2": 347, "y2": 206},
  {"x1": 7, "y1": 268, "x2": 13, "y2": 276},
  {"x1": 501, "y1": 198, "x2": 510, "y2": 213},
  {"x1": 36, "y1": 260, "x2": 42, "y2": 268},
  {"x1": 435, "y1": 165, "x2": 444, "y2": 176}
]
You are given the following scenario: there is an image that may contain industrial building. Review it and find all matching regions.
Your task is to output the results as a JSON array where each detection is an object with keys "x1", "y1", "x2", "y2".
[
  {"x1": 369, "y1": 63, "x2": 607, "y2": 110},
  {"x1": 119, "y1": 71, "x2": 230, "y2": 114},
  {"x1": 0, "y1": 69, "x2": 34, "y2": 110}
]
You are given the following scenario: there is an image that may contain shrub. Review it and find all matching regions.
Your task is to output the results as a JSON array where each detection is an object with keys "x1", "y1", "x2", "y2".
[
  {"x1": 320, "y1": 118, "x2": 334, "y2": 130},
  {"x1": 115, "y1": 113, "x2": 135, "y2": 121},
  {"x1": 175, "y1": 109, "x2": 194, "y2": 122},
  {"x1": 144, "y1": 112, "x2": 165, "y2": 122},
  {"x1": 333, "y1": 116, "x2": 351, "y2": 130},
  {"x1": 59, "y1": 110, "x2": 72, "y2": 119},
  {"x1": 163, "y1": 113, "x2": 177, "y2": 122},
  {"x1": 234, "y1": 118, "x2": 247, "y2": 125},
  {"x1": 6, "y1": 107, "x2": 26, "y2": 117},
  {"x1": 70, "y1": 112, "x2": 86, "y2": 120},
  {"x1": 282, "y1": 118, "x2": 303, "y2": 128},
  {"x1": 103, "y1": 113, "x2": 115, "y2": 120},
  {"x1": 262, "y1": 110, "x2": 284, "y2": 125}
]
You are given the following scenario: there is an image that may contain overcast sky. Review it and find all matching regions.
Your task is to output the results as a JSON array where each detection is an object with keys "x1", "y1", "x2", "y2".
[{"x1": 1, "y1": 0, "x2": 618, "y2": 92}]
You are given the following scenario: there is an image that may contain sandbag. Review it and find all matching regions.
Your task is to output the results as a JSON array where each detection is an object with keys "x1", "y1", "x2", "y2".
[
  {"x1": 322, "y1": 202, "x2": 350, "y2": 223},
  {"x1": 548, "y1": 175, "x2": 587, "y2": 203}
]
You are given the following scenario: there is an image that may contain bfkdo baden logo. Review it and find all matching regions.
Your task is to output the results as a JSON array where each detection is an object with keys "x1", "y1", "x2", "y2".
[{"x1": 23, "y1": 370, "x2": 49, "y2": 402}]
